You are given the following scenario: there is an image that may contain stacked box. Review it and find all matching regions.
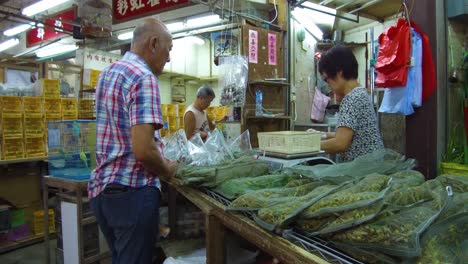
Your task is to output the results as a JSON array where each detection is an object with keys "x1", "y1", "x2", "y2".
[
  {"x1": 41, "y1": 79, "x2": 60, "y2": 98},
  {"x1": 61, "y1": 98, "x2": 78, "y2": 120},
  {"x1": 25, "y1": 136, "x2": 46, "y2": 158},
  {"x1": 0, "y1": 97, "x2": 23, "y2": 160},
  {"x1": 48, "y1": 120, "x2": 96, "y2": 180},
  {"x1": 33, "y1": 209, "x2": 55, "y2": 235},
  {"x1": 78, "y1": 99, "x2": 95, "y2": 119},
  {"x1": 23, "y1": 96, "x2": 43, "y2": 113},
  {"x1": 24, "y1": 114, "x2": 44, "y2": 137}
]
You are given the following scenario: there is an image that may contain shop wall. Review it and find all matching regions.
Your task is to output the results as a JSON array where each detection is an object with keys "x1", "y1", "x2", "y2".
[
  {"x1": 290, "y1": 20, "x2": 318, "y2": 125},
  {"x1": 343, "y1": 18, "x2": 406, "y2": 155}
]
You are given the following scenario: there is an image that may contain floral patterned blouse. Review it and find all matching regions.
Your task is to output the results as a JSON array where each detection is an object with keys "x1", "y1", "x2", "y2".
[{"x1": 337, "y1": 87, "x2": 384, "y2": 162}]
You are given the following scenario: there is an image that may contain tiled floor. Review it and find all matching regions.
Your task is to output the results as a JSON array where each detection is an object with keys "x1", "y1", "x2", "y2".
[{"x1": 0, "y1": 239, "x2": 57, "y2": 264}]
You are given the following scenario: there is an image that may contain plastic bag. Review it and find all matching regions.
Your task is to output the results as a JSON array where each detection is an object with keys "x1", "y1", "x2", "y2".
[
  {"x1": 435, "y1": 192, "x2": 468, "y2": 223},
  {"x1": 218, "y1": 56, "x2": 248, "y2": 106},
  {"x1": 229, "y1": 130, "x2": 252, "y2": 157},
  {"x1": 378, "y1": 29, "x2": 422, "y2": 115},
  {"x1": 176, "y1": 156, "x2": 269, "y2": 187},
  {"x1": 204, "y1": 129, "x2": 234, "y2": 164},
  {"x1": 388, "y1": 170, "x2": 425, "y2": 190},
  {"x1": 288, "y1": 149, "x2": 416, "y2": 184},
  {"x1": 311, "y1": 87, "x2": 330, "y2": 122},
  {"x1": 163, "y1": 130, "x2": 191, "y2": 163},
  {"x1": 227, "y1": 181, "x2": 322, "y2": 211},
  {"x1": 300, "y1": 174, "x2": 392, "y2": 219},
  {"x1": 416, "y1": 213, "x2": 468, "y2": 264},
  {"x1": 332, "y1": 187, "x2": 452, "y2": 258},
  {"x1": 215, "y1": 173, "x2": 297, "y2": 200},
  {"x1": 435, "y1": 174, "x2": 468, "y2": 193},
  {"x1": 375, "y1": 18, "x2": 412, "y2": 87},
  {"x1": 254, "y1": 184, "x2": 343, "y2": 231},
  {"x1": 308, "y1": 201, "x2": 385, "y2": 236}
]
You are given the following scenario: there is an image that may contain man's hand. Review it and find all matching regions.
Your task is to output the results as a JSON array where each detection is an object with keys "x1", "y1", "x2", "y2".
[{"x1": 164, "y1": 160, "x2": 178, "y2": 178}]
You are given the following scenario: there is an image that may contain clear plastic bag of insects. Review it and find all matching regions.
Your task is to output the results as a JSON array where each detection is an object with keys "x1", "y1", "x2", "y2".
[
  {"x1": 254, "y1": 184, "x2": 344, "y2": 231},
  {"x1": 415, "y1": 212, "x2": 468, "y2": 264},
  {"x1": 227, "y1": 181, "x2": 325, "y2": 211},
  {"x1": 300, "y1": 174, "x2": 392, "y2": 219},
  {"x1": 214, "y1": 173, "x2": 299, "y2": 200},
  {"x1": 331, "y1": 187, "x2": 453, "y2": 258}
]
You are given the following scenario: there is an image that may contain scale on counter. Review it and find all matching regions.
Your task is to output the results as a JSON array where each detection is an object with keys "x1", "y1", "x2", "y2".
[{"x1": 256, "y1": 150, "x2": 334, "y2": 170}]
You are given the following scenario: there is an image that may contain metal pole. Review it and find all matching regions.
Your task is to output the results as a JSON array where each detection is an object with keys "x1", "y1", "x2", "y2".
[{"x1": 369, "y1": 27, "x2": 380, "y2": 128}]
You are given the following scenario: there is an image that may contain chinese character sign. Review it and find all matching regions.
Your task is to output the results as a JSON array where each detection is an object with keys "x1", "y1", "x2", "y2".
[
  {"x1": 248, "y1": 30, "x2": 258, "y2": 64},
  {"x1": 268, "y1": 33, "x2": 277, "y2": 66},
  {"x1": 113, "y1": 0, "x2": 190, "y2": 24},
  {"x1": 26, "y1": 9, "x2": 75, "y2": 47}
]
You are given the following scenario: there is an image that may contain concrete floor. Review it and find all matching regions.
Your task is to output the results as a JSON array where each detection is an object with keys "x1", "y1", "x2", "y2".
[{"x1": 0, "y1": 239, "x2": 57, "y2": 264}]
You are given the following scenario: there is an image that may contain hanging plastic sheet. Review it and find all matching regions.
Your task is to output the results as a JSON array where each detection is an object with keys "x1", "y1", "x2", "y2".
[
  {"x1": 375, "y1": 18, "x2": 412, "y2": 87},
  {"x1": 378, "y1": 28, "x2": 422, "y2": 115}
]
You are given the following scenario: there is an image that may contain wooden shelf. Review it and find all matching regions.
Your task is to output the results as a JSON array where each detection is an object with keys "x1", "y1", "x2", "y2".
[
  {"x1": 0, "y1": 235, "x2": 45, "y2": 254},
  {"x1": 0, "y1": 156, "x2": 47, "y2": 165},
  {"x1": 80, "y1": 88, "x2": 96, "y2": 93},
  {"x1": 246, "y1": 115, "x2": 293, "y2": 120},
  {"x1": 159, "y1": 71, "x2": 199, "y2": 81},
  {"x1": 249, "y1": 80, "x2": 290, "y2": 86},
  {"x1": 82, "y1": 216, "x2": 97, "y2": 226}
]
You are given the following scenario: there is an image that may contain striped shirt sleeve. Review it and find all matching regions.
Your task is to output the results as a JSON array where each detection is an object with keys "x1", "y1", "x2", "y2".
[{"x1": 127, "y1": 74, "x2": 163, "y2": 129}]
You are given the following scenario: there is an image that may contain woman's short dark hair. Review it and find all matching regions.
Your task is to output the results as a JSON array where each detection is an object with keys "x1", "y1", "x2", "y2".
[{"x1": 318, "y1": 45, "x2": 358, "y2": 80}]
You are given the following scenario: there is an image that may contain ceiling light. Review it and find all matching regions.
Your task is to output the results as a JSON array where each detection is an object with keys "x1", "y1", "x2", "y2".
[
  {"x1": 187, "y1": 14, "x2": 223, "y2": 28},
  {"x1": 22, "y1": 0, "x2": 72, "y2": 17},
  {"x1": 0, "y1": 38, "x2": 20, "y2": 52},
  {"x1": 185, "y1": 36, "x2": 205, "y2": 45},
  {"x1": 118, "y1": 31, "x2": 133, "y2": 40},
  {"x1": 166, "y1": 22, "x2": 184, "y2": 32},
  {"x1": 4, "y1": 23, "x2": 35, "y2": 37},
  {"x1": 300, "y1": 2, "x2": 336, "y2": 27},
  {"x1": 36, "y1": 44, "x2": 78, "y2": 58},
  {"x1": 292, "y1": 9, "x2": 323, "y2": 40}
]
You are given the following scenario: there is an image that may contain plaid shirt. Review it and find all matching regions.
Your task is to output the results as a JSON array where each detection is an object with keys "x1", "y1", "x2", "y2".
[{"x1": 88, "y1": 51, "x2": 164, "y2": 199}]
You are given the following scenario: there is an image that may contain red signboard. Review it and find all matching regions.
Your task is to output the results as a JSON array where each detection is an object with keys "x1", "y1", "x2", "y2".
[
  {"x1": 26, "y1": 9, "x2": 76, "y2": 47},
  {"x1": 113, "y1": 0, "x2": 191, "y2": 24}
]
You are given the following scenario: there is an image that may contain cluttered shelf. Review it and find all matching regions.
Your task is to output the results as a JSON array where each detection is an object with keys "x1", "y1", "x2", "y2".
[
  {"x1": 246, "y1": 115, "x2": 294, "y2": 120},
  {"x1": 248, "y1": 80, "x2": 290, "y2": 86},
  {"x1": 0, "y1": 234, "x2": 51, "y2": 254},
  {"x1": 0, "y1": 156, "x2": 47, "y2": 165},
  {"x1": 315, "y1": 42, "x2": 367, "y2": 50}
]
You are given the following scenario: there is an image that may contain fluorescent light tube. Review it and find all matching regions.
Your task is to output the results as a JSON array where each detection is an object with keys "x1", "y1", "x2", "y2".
[
  {"x1": 166, "y1": 22, "x2": 184, "y2": 32},
  {"x1": 292, "y1": 8, "x2": 323, "y2": 40},
  {"x1": 36, "y1": 44, "x2": 77, "y2": 58},
  {"x1": 185, "y1": 36, "x2": 205, "y2": 45},
  {"x1": 22, "y1": 0, "x2": 72, "y2": 17},
  {"x1": 0, "y1": 38, "x2": 20, "y2": 52},
  {"x1": 4, "y1": 23, "x2": 35, "y2": 37},
  {"x1": 117, "y1": 31, "x2": 133, "y2": 40},
  {"x1": 187, "y1": 15, "x2": 222, "y2": 28},
  {"x1": 299, "y1": 2, "x2": 336, "y2": 27}
]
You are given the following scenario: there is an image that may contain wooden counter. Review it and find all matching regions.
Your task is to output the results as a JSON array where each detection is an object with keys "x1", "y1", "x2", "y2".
[{"x1": 164, "y1": 177, "x2": 330, "y2": 264}]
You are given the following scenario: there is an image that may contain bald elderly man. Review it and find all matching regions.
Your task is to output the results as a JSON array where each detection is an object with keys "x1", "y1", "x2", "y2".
[{"x1": 88, "y1": 18, "x2": 177, "y2": 263}]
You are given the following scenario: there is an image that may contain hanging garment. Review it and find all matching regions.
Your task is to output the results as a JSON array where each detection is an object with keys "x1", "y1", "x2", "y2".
[
  {"x1": 411, "y1": 21, "x2": 437, "y2": 101},
  {"x1": 379, "y1": 29, "x2": 423, "y2": 115},
  {"x1": 311, "y1": 87, "x2": 330, "y2": 122},
  {"x1": 375, "y1": 18, "x2": 412, "y2": 87}
]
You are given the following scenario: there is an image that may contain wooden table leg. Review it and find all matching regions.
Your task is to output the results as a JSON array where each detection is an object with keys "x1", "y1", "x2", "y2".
[
  {"x1": 43, "y1": 183, "x2": 50, "y2": 264},
  {"x1": 167, "y1": 186, "x2": 177, "y2": 238},
  {"x1": 205, "y1": 214, "x2": 225, "y2": 264}
]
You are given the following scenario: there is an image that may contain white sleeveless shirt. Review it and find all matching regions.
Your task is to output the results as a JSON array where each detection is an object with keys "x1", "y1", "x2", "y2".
[{"x1": 184, "y1": 104, "x2": 210, "y2": 134}]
